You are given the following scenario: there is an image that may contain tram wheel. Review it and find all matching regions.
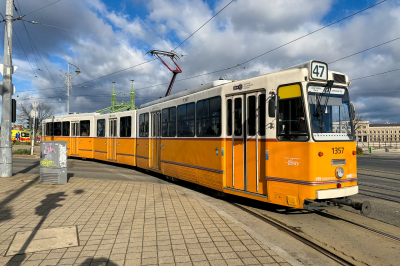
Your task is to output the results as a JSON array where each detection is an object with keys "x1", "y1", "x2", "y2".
[{"x1": 360, "y1": 201, "x2": 371, "y2": 216}]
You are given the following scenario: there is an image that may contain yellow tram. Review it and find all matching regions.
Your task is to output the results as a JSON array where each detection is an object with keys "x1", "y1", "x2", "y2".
[{"x1": 43, "y1": 60, "x2": 368, "y2": 213}]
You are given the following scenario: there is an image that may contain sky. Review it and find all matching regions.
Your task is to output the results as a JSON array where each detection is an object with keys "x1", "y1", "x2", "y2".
[{"x1": 0, "y1": 0, "x2": 399, "y2": 124}]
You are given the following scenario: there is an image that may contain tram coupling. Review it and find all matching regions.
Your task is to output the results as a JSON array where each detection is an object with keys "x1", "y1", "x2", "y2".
[{"x1": 303, "y1": 197, "x2": 371, "y2": 216}]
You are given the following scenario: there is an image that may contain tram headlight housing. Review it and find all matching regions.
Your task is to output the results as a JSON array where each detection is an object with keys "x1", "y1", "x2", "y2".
[{"x1": 336, "y1": 167, "x2": 345, "y2": 179}]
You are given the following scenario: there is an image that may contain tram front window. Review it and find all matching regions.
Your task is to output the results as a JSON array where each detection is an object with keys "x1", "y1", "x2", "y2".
[
  {"x1": 308, "y1": 85, "x2": 355, "y2": 141},
  {"x1": 277, "y1": 84, "x2": 308, "y2": 141}
]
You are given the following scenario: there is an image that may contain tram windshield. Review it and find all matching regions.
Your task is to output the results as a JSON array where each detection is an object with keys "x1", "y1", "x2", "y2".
[{"x1": 308, "y1": 85, "x2": 355, "y2": 141}]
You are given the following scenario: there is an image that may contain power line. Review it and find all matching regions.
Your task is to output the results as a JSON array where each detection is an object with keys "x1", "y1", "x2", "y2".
[
  {"x1": 329, "y1": 36, "x2": 400, "y2": 64},
  {"x1": 352, "y1": 89, "x2": 400, "y2": 94},
  {"x1": 75, "y1": 58, "x2": 157, "y2": 86},
  {"x1": 174, "y1": 0, "x2": 235, "y2": 50},
  {"x1": 15, "y1": 0, "x2": 41, "y2": 69},
  {"x1": 75, "y1": 0, "x2": 387, "y2": 93},
  {"x1": 14, "y1": 0, "x2": 388, "y2": 101},
  {"x1": 14, "y1": 3, "x2": 61, "y2": 88},
  {"x1": 12, "y1": 28, "x2": 37, "y2": 77},
  {"x1": 351, "y1": 68, "x2": 400, "y2": 81},
  {"x1": 25, "y1": 20, "x2": 133, "y2": 45},
  {"x1": 235, "y1": 0, "x2": 387, "y2": 68},
  {"x1": 22, "y1": 0, "x2": 62, "y2": 18}
]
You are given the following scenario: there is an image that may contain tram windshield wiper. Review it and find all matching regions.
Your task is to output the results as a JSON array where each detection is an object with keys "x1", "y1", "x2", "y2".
[{"x1": 313, "y1": 80, "x2": 334, "y2": 133}]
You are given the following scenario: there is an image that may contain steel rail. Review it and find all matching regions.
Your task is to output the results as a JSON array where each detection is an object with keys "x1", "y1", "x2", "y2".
[
  {"x1": 230, "y1": 202, "x2": 356, "y2": 266},
  {"x1": 320, "y1": 211, "x2": 400, "y2": 243}
]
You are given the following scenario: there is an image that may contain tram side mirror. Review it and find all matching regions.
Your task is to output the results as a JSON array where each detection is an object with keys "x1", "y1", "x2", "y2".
[
  {"x1": 350, "y1": 102, "x2": 355, "y2": 121},
  {"x1": 268, "y1": 95, "x2": 277, "y2": 118}
]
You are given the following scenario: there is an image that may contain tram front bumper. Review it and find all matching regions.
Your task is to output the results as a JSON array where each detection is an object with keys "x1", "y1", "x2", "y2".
[{"x1": 315, "y1": 186, "x2": 358, "y2": 200}]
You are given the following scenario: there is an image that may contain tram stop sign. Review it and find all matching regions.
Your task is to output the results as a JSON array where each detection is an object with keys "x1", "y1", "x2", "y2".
[
  {"x1": 30, "y1": 110, "x2": 38, "y2": 117},
  {"x1": 40, "y1": 141, "x2": 68, "y2": 184}
]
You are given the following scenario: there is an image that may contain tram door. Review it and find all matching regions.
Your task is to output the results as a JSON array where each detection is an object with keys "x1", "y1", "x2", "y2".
[
  {"x1": 108, "y1": 118, "x2": 117, "y2": 161},
  {"x1": 151, "y1": 112, "x2": 161, "y2": 169},
  {"x1": 227, "y1": 91, "x2": 266, "y2": 194},
  {"x1": 70, "y1": 121, "x2": 79, "y2": 155}
]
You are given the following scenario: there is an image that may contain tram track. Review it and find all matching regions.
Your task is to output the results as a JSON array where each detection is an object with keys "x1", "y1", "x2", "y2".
[
  {"x1": 230, "y1": 202, "x2": 357, "y2": 266},
  {"x1": 230, "y1": 201, "x2": 400, "y2": 266}
]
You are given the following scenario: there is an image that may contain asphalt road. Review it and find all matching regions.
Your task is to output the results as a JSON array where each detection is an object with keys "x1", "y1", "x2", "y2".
[
  {"x1": 13, "y1": 155, "x2": 400, "y2": 226},
  {"x1": 12, "y1": 157, "x2": 167, "y2": 184},
  {"x1": 11, "y1": 155, "x2": 400, "y2": 265}
]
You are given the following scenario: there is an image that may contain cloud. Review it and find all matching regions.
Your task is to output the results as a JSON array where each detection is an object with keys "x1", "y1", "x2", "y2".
[{"x1": 0, "y1": 0, "x2": 399, "y2": 124}]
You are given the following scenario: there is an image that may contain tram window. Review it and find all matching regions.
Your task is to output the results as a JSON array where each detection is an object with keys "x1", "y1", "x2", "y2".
[
  {"x1": 227, "y1": 99, "x2": 232, "y2": 136},
  {"x1": 43, "y1": 123, "x2": 46, "y2": 136},
  {"x1": 197, "y1": 96, "x2": 221, "y2": 137},
  {"x1": 162, "y1": 107, "x2": 176, "y2": 137},
  {"x1": 259, "y1": 94, "x2": 266, "y2": 136},
  {"x1": 277, "y1": 84, "x2": 308, "y2": 141},
  {"x1": 248, "y1": 96, "x2": 256, "y2": 136},
  {"x1": 120, "y1": 116, "x2": 131, "y2": 137},
  {"x1": 234, "y1": 98, "x2": 242, "y2": 136},
  {"x1": 62, "y1": 122, "x2": 70, "y2": 136},
  {"x1": 54, "y1": 122, "x2": 62, "y2": 136},
  {"x1": 46, "y1": 122, "x2": 53, "y2": 136},
  {"x1": 139, "y1": 113, "x2": 149, "y2": 137},
  {"x1": 177, "y1": 103, "x2": 195, "y2": 137},
  {"x1": 80, "y1": 120, "x2": 90, "y2": 136},
  {"x1": 97, "y1": 119, "x2": 105, "y2": 137}
]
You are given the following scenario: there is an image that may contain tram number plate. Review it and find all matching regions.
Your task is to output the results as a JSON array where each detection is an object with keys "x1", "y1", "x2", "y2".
[{"x1": 332, "y1": 147, "x2": 344, "y2": 154}]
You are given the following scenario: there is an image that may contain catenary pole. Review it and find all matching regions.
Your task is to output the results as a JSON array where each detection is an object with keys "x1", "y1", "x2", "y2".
[
  {"x1": 0, "y1": 0, "x2": 14, "y2": 177},
  {"x1": 30, "y1": 102, "x2": 38, "y2": 155},
  {"x1": 67, "y1": 62, "x2": 70, "y2": 114}
]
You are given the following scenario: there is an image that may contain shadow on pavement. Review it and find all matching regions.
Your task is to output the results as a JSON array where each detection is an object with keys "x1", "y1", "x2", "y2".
[
  {"x1": 79, "y1": 258, "x2": 119, "y2": 266},
  {"x1": 6, "y1": 192, "x2": 66, "y2": 266},
  {"x1": 0, "y1": 175, "x2": 40, "y2": 223},
  {"x1": 67, "y1": 172, "x2": 74, "y2": 182},
  {"x1": 15, "y1": 160, "x2": 40, "y2": 174}
]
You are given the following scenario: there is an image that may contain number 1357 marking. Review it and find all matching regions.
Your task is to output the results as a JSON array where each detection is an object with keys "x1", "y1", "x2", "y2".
[{"x1": 332, "y1": 147, "x2": 344, "y2": 154}]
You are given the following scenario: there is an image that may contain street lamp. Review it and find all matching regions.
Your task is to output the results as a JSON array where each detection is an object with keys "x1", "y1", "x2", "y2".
[{"x1": 66, "y1": 62, "x2": 81, "y2": 114}]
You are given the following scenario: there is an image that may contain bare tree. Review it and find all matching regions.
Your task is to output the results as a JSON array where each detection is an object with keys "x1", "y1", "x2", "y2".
[
  {"x1": 17, "y1": 102, "x2": 53, "y2": 131},
  {"x1": 353, "y1": 113, "x2": 363, "y2": 132}
]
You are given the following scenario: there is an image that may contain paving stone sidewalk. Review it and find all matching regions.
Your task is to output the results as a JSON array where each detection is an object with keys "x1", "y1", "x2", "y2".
[{"x1": 0, "y1": 174, "x2": 291, "y2": 266}]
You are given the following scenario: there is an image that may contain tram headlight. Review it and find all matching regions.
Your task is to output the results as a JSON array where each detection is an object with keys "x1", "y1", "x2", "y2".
[{"x1": 336, "y1": 167, "x2": 345, "y2": 179}]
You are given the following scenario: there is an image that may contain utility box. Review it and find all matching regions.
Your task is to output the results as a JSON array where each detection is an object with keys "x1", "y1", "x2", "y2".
[
  {"x1": 369, "y1": 147, "x2": 373, "y2": 153},
  {"x1": 40, "y1": 141, "x2": 68, "y2": 184}
]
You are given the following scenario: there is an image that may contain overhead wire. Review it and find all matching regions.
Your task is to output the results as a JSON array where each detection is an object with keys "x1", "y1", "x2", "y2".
[
  {"x1": 14, "y1": 0, "x2": 61, "y2": 88},
  {"x1": 351, "y1": 68, "x2": 400, "y2": 81},
  {"x1": 15, "y1": 0, "x2": 40, "y2": 69},
  {"x1": 74, "y1": 0, "x2": 387, "y2": 92},
  {"x1": 16, "y1": 0, "x2": 390, "y2": 102},
  {"x1": 234, "y1": 0, "x2": 387, "y2": 68},
  {"x1": 174, "y1": 0, "x2": 235, "y2": 50},
  {"x1": 22, "y1": 0, "x2": 62, "y2": 18},
  {"x1": 329, "y1": 36, "x2": 400, "y2": 64},
  {"x1": 12, "y1": 28, "x2": 37, "y2": 77}
]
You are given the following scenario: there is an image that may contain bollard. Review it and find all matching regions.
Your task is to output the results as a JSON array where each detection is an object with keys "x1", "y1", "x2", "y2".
[{"x1": 40, "y1": 141, "x2": 68, "y2": 184}]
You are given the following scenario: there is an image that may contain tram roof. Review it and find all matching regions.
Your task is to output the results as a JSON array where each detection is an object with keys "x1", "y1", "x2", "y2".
[{"x1": 140, "y1": 79, "x2": 233, "y2": 108}]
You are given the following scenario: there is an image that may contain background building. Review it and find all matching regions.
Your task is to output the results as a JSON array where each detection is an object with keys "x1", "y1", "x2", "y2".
[{"x1": 356, "y1": 121, "x2": 400, "y2": 148}]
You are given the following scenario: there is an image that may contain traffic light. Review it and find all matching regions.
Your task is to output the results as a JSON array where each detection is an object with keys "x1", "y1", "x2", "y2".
[
  {"x1": 12, "y1": 99, "x2": 16, "y2": 123},
  {"x1": 28, "y1": 117, "x2": 32, "y2": 129}
]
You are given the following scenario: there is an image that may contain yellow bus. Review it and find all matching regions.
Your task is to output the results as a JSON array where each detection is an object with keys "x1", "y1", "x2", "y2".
[{"x1": 12, "y1": 130, "x2": 31, "y2": 143}]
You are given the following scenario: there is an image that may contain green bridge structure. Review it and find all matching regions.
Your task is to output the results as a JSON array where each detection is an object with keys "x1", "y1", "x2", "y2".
[{"x1": 95, "y1": 82, "x2": 137, "y2": 114}]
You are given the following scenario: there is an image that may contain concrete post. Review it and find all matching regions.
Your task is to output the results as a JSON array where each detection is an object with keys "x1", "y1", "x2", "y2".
[
  {"x1": 0, "y1": 0, "x2": 14, "y2": 177},
  {"x1": 67, "y1": 63, "x2": 70, "y2": 114}
]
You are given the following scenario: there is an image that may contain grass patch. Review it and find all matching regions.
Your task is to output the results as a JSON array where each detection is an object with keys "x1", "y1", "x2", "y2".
[{"x1": 13, "y1": 149, "x2": 31, "y2": 155}]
